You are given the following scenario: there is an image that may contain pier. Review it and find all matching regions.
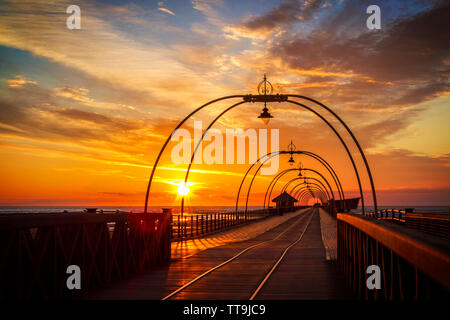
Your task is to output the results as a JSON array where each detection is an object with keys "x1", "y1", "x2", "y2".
[
  {"x1": 0, "y1": 205, "x2": 448, "y2": 300},
  {"x1": 0, "y1": 76, "x2": 449, "y2": 301}
]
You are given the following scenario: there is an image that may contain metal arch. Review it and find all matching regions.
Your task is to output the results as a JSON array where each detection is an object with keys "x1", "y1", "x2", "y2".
[
  {"x1": 282, "y1": 177, "x2": 328, "y2": 197},
  {"x1": 145, "y1": 89, "x2": 376, "y2": 214},
  {"x1": 181, "y1": 97, "x2": 360, "y2": 214},
  {"x1": 300, "y1": 151, "x2": 344, "y2": 201},
  {"x1": 296, "y1": 184, "x2": 327, "y2": 201},
  {"x1": 260, "y1": 162, "x2": 339, "y2": 212},
  {"x1": 263, "y1": 168, "x2": 297, "y2": 210},
  {"x1": 241, "y1": 153, "x2": 341, "y2": 217},
  {"x1": 298, "y1": 192, "x2": 324, "y2": 206},
  {"x1": 263, "y1": 168, "x2": 335, "y2": 210},
  {"x1": 265, "y1": 168, "x2": 335, "y2": 210},
  {"x1": 287, "y1": 94, "x2": 377, "y2": 213},
  {"x1": 285, "y1": 99, "x2": 365, "y2": 214},
  {"x1": 144, "y1": 95, "x2": 245, "y2": 213},
  {"x1": 298, "y1": 189, "x2": 324, "y2": 206},
  {"x1": 293, "y1": 183, "x2": 329, "y2": 199},
  {"x1": 180, "y1": 101, "x2": 349, "y2": 214},
  {"x1": 296, "y1": 185, "x2": 328, "y2": 204},
  {"x1": 235, "y1": 150, "x2": 345, "y2": 214},
  {"x1": 293, "y1": 168, "x2": 335, "y2": 202},
  {"x1": 180, "y1": 100, "x2": 247, "y2": 214},
  {"x1": 235, "y1": 151, "x2": 280, "y2": 215},
  {"x1": 291, "y1": 184, "x2": 327, "y2": 206},
  {"x1": 291, "y1": 183, "x2": 328, "y2": 204},
  {"x1": 180, "y1": 98, "x2": 355, "y2": 214},
  {"x1": 281, "y1": 177, "x2": 330, "y2": 200},
  {"x1": 299, "y1": 189, "x2": 326, "y2": 206},
  {"x1": 293, "y1": 183, "x2": 330, "y2": 199},
  {"x1": 297, "y1": 188, "x2": 323, "y2": 206}
]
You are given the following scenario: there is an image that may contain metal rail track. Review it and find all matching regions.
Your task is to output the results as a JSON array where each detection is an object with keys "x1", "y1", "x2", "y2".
[{"x1": 162, "y1": 207, "x2": 315, "y2": 300}]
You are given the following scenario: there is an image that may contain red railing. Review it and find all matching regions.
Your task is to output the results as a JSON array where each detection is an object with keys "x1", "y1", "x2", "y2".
[
  {"x1": 172, "y1": 207, "x2": 300, "y2": 240},
  {"x1": 0, "y1": 211, "x2": 171, "y2": 299},
  {"x1": 365, "y1": 209, "x2": 449, "y2": 239}
]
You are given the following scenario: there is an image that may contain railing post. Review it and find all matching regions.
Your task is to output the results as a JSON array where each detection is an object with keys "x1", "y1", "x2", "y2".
[
  {"x1": 196, "y1": 215, "x2": 199, "y2": 236},
  {"x1": 178, "y1": 215, "x2": 181, "y2": 239},
  {"x1": 201, "y1": 215, "x2": 204, "y2": 234},
  {"x1": 190, "y1": 215, "x2": 193, "y2": 238}
]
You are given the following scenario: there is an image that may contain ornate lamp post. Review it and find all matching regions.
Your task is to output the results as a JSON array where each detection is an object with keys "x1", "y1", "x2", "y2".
[
  {"x1": 287, "y1": 140, "x2": 296, "y2": 166},
  {"x1": 257, "y1": 75, "x2": 274, "y2": 125}
]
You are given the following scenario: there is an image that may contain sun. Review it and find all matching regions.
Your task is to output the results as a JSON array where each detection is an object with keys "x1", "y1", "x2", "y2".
[{"x1": 176, "y1": 182, "x2": 190, "y2": 196}]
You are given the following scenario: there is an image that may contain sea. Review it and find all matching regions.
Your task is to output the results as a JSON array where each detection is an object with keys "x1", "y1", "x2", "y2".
[{"x1": 0, "y1": 205, "x2": 449, "y2": 215}]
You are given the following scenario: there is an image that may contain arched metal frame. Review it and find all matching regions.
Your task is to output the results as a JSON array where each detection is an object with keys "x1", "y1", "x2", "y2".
[
  {"x1": 264, "y1": 168, "x2": 335, "y2": 209},
  {"x1": 235, "y1": 150, "x2": 345, "y2": 215},
  {"x1": 144, "y1": 95, "x2": 244, "y2": 214},
  {"x1": 298, "y1": 189, "x2": 326, "y2": 205},
  {"x1": 180, "y1": 100, "x2": 247, "y2": 213},
  {"x1": 292, "y1": 184, "x2": 328, "y2": 203},
  {"x1": 291, "y1": 183, "x2": 327, "y2": 200},
  {"x1": 298, "y1": 190, "x2": 324, "y2": 205},
  {"x1": 298, "y1": 190, "x2": 325, "y2": 206},
  {"x1": 244, "y1": 156, "x2": 339, "y2": 216},
  {"x1": 264, "y1": 168, "x2": 335, "y2": 211},
  {"x1": 182, "y1": 100, "x2": 354, "y2": 215},
  {"x1": 291, "y1": 183, "x2": 328, "y2": 206},
  {"x1": 144, "y1": 90, "x2": 377, "y2": 215},
  {"x1": 289, "y1": 94, "x2": 377, "y2": 213},
  {"x1": 262, "y1": 166, "x2": 336, "y2": 212},
  {"x1": 290, "y1": 183, "x2": 328, "y2": 205},
  {"x1": 281, "y1": 177, "x2": 330, "y2": 200},
  {"x1": 285, "y1": 181, "x2": 328, "y2": 207}
]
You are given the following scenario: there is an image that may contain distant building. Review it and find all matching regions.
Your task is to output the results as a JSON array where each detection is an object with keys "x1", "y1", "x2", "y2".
[{"x1": 271, "y1": 191, "x2": 298, "y2": 208}]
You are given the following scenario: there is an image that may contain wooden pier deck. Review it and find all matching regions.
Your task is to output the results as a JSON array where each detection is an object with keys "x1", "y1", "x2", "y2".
[{"x1": 88, "y1": 208, "x2": 352, "y2": 300}]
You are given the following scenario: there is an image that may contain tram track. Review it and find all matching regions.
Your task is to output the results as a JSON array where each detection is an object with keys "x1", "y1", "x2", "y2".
[{"x1": 162, "y1": 207, "x2": 316, "y2": 300}]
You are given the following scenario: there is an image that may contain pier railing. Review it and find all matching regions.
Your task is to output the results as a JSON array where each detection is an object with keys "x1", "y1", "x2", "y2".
[
  {"x1": 0, "y1": 211, "x2": 171, "y2": 299},
  {"x1": 365, "y1": 209, "x2": 449, "y2": 239},
  {"x1": 172, "y1": 207, "x2": 301, "y2": 240},
  {"x1": 337, "y1": 213, "x2": 450, "y2": 300}
]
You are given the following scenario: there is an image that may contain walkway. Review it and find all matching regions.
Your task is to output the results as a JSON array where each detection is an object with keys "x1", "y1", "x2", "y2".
[
  {"x1": 88, "y1": 208, "x2": 351, "y2": 300},
  {"x1": 171, "y1": 209, "x2": 305, "y2": 259}
]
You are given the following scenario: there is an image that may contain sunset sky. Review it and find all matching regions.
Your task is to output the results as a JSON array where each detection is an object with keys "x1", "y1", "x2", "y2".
[{"x1": 0, "y1": 0, "x2": 449, "y2": 208}]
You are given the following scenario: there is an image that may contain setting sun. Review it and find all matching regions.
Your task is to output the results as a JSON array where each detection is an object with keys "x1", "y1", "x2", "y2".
[{"x1": 176, "y1": 183, "x2": 190, "y2": 196}]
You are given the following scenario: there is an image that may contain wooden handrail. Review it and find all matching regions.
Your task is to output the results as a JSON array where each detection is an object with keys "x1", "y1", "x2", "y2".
[
  {"x1": 337, "y1": 213, "x2": 450, "y2": 291},
  {"x1": 0, "y1": 212, "x2": 128, "y2": 229}
]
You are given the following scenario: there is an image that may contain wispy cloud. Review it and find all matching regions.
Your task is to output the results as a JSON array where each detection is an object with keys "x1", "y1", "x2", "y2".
[
  {"x1": 7, "y1": 75, "x2": 37, "y2": 87},
  {"x1": 158, "y1": 7, "x2": 175, "y2": 16}
]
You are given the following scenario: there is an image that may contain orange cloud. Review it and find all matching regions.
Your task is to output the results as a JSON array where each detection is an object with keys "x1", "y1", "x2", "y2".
[{"x1": 7, "y1": 75, "x2": 37, "y2": 87}]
